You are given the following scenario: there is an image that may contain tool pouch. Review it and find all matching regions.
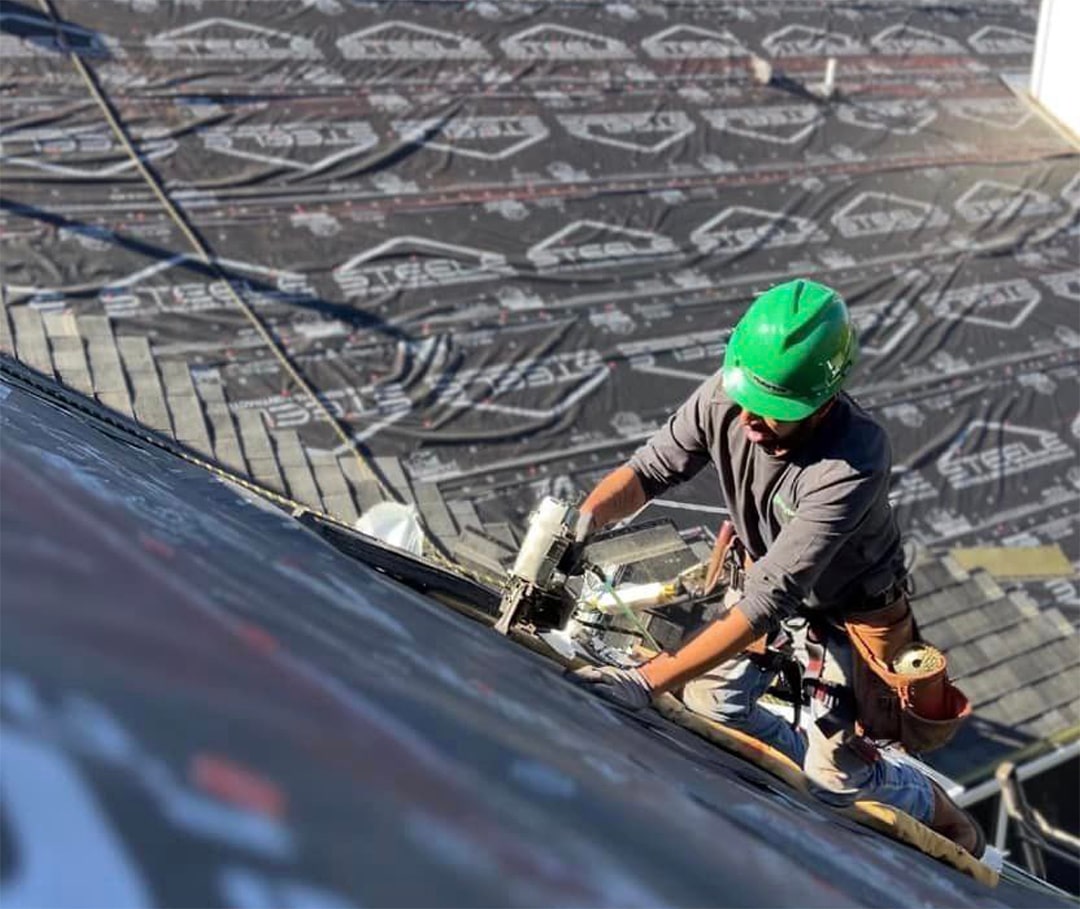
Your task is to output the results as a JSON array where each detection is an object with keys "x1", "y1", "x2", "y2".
[{"x1": 844, "y1": 598, "x2": 971, "y2": 753}]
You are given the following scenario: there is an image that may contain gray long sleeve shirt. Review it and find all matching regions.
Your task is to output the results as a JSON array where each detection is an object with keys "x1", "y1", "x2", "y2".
[{"x1": 627, "y1": 372, "x2": 905, "y2": 635}]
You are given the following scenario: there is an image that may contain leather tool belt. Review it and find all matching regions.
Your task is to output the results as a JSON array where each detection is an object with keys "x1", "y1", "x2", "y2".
[{"x1": 844, "y1": 595, "x2": 971, "y2": 753}]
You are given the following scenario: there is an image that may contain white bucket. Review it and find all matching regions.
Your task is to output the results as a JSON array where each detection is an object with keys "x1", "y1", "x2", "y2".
[{"x1": 355, "y1": 502, "x2": 424, "y2": 556}]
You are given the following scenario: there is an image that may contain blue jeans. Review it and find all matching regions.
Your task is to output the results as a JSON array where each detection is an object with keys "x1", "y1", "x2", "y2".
[{"x1": 681, "y1": 620, "x2": 934, "y2": 824}]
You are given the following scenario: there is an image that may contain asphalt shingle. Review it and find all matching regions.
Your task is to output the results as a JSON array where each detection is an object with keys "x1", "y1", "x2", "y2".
[
  {"x1": 0, "y1": 299, "x2": 13, "y2": 355},
  {"x1": 967, "y1": 597, "x2": 1026, "y2": 635},
  {"x1": 117, "y1": 337, "x2": 173, "y2": 434},
  {"x1": 308, "y1": 450, "x2": 359, "y2": 525},
  {"x1": 79, "y1": 316, "x2": 133, "y2": 417},
  {"x1": 909, "y1": 559, "x2": 959, "y2": 598},
  {"x1": 912, "y1": 586, "x2": 975, "y2": 627},
  {"x1": 909, "y1": 545, "x2": 1080, "y2": 781},
  {"x1": 48, "y1": 336, "x2": 95, "y2": 395},
  {"x1": 335, "y1": 450, "x2": 386, "y2": 512},
  {"x1": 374, "y1": 456, "x2": 411, "y2": 502},
  {"x1": 960, "y1": 665, "x2": 1020, "y2": 708},
  {"x1": 274, "y1": 429, "x2": 323, "y2": 508},
  {"x1": 448, "y1": 498, "x2": 482, "y2": 533},
  {"x1": 412, "y1": 480, "x2": 459, "y2": 542},
  {"x1": 236, "y1": 410, "x2": 284, "y2": 492},
  {"x1": 451, "y1": 527, "x2": 515, "y2": 579},
  {"x1": 196, "y1": 381, "x2": 246, "y2": 473},
  {"x1": 167, "y1": 394, "x2": 212, "y2": 452}
]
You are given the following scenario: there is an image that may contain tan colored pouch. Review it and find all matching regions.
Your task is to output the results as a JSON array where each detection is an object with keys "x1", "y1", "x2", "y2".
[
  {"x1": 845, "y1": 598, "x2": 971, "y2": 753},
  {"x1": 898, "y1": 683, "x2": 972, "y2": 753}
]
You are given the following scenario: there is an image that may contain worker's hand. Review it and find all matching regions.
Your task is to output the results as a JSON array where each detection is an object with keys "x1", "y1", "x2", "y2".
[{"x1": 566, "y1": 664, "x2": 653, "y2": 710}]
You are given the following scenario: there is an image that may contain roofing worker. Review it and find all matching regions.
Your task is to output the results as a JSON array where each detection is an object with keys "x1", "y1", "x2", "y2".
[{"x1": 570, "y1": 279, "x2": 984, "y2": 857}]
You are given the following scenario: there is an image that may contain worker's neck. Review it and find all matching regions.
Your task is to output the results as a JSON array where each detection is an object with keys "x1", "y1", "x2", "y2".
[{"x1": 759, "y1": 399, "x2": 837, "y2": 458}]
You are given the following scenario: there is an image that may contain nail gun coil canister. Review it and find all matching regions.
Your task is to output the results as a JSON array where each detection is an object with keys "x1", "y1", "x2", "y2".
[
  {"x1": 892, "y1": 643, "x2": 948, "y2": 720},
  {"x1": 511, "y1": 497, "x2": 575, "y2": 587}
]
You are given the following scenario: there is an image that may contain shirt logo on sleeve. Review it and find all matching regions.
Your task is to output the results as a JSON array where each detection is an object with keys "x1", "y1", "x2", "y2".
[{"x1": 773, "y1": 494, "x2": 797, "y2": 523}]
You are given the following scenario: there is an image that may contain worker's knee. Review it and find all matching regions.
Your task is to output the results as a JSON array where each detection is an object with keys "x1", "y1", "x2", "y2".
[
  {"x1": 804, "y1": 763, "x2": 861, "y2": 807},
  {"x1": 803, "y1": 737, "x2": 874, "y2": 806},
  {"x1": 682, "y1": 675, "x2": 755, "y2": 725},
  {"x1": 804, "y1": 737, "x2": 935, "y2": 823}
]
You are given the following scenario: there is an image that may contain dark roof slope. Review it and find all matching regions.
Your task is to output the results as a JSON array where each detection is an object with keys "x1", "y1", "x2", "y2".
[{"x1": 1, "y1": 367, "x2": 1070, "y2": 907}]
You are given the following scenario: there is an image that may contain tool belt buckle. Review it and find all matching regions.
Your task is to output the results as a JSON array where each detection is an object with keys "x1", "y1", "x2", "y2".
[{"x1": 725, "y1": 538, "x2": 747, "y2": 592}]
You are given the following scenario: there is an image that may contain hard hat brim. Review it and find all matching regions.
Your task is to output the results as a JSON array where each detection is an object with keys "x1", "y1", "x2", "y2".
[{"x1": 722, "y1": 364, "x2": 823, "y2": 423}]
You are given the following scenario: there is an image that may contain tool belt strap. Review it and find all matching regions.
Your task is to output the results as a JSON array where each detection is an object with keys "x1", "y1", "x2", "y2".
[{"x1": 802, "y1": 620, "x2": 857, "y2": 723}]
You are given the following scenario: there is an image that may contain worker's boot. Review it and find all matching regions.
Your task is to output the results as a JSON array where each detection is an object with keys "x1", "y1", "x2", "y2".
[{"x1": 929, "y1": 780, "x2": 986, "y2": 857}]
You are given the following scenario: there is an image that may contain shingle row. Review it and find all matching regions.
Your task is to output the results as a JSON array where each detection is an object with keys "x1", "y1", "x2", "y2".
[{"x1": 6, "y1": 306, "x2": 388, "y2": 527}]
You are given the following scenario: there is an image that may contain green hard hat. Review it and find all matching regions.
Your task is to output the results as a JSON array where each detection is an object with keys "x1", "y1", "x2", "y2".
[{"x1": 722, "y1": 279, "x2": 857, "y2": 422}]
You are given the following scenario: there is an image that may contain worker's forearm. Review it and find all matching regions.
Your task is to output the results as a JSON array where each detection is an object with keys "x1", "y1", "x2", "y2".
[
  {"x1": 638, "y1": 607, "x2": 757, "y2": 693},
  {"x1": 580, "y1": 465, "x2": 648, "y2": 529}
]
